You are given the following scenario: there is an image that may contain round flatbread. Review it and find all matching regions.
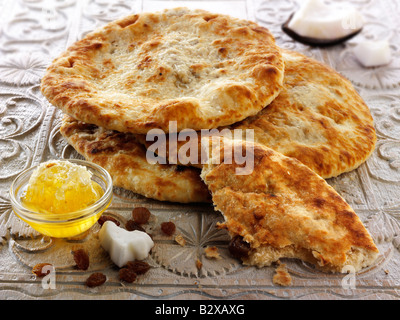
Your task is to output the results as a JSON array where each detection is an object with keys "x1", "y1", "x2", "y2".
[
  {"x1": 60, "y1": 116, "x2": 210, "y2": 203},
  {"x1": 140, "y1": 49, "x2": 376, "y2": 179},
  {"x1": 231, "y1": 49, "x2": 377, "y2": 179},
  {"x1": 201, "y1": 138, "x2": 379, "y2": 273},
  {"x1": 42, "y1": 8, "x2": 285, "y2": 134}
]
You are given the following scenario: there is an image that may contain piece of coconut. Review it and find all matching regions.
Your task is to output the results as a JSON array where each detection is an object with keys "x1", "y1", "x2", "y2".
[
  {"x1": 283, "y1": 0, "x2": 364, "y2": 46},
  {"x1": 353, "y1": 40, "x2": 392, "y2": 67}
]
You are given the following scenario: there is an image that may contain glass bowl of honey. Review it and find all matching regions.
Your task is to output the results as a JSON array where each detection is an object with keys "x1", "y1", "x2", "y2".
[{"x1": 10, "y1": 159, "x2": 113, "y2": 238}]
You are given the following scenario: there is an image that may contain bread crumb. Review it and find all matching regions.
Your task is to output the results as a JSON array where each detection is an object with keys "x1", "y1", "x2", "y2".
[
  {"x1": 204, "y1": 246, "x2": 222, "y2": 259},
  {"x1": 273, "y1": 263, "x2": 292, "y2": 287},
  {"x1": 175, "y1": 234, "x2": 186, "y2": 246},
  {"x1": 196, "y1": 259, "x2": 202, "y2": 270}
]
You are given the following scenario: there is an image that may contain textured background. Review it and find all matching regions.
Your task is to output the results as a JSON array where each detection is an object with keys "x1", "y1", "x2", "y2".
[{"x1": 0, "y1": 0, "x2": 400, "y2": 300}]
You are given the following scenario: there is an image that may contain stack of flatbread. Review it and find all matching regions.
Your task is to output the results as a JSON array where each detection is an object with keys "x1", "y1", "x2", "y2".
[{"x1": 41, "y1": 8, "x2": 379, "y2": 273}]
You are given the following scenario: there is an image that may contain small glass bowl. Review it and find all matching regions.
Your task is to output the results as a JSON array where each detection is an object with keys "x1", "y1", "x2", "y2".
[{"x1": 10, "y1": 159, "x2": 113, "y2": 238}]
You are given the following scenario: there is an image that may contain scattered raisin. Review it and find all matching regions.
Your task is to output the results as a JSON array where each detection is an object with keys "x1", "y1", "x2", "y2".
[
  {"x1": 85, "y1": 272, "x2": 107, "y2": 288},
  {"x1": 119, "y1": 268, "x2": 137, "y2": 283},
  {"x1": 161, "y1": 221, "x2": 176, "y2": 236},
  {"x1": 228, "y1": 236, "x2": 251, "y2": 259},
  {"x1": 98, "y1": 215, "x2": 120, "y2": 226},
  {"x1": 125, "y1": 261, "x2": 151, "y2": 275},
  {"x1": 126, "y1": 220, "x2": 146, "y2": 232},
  {"x1": 32, "y1": 263, "x2": 53, "y2": 277},
  {"x1": 72, "y1": 249, "x2": 89, "y2": 270},
  {"x1": 131, "y1": 207, "x2": 151, "y2": 225}
]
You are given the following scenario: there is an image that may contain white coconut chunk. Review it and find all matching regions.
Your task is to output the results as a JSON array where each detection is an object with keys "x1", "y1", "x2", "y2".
[
  {"x1": 288, "y1": 0, "x2": 364, "y2": 40},
  {"x1": 99, "y1": 221, "x2": 154, "y2": 268},
  {"x1": 353, "y1": 40, "x2": 392, "y2": 67}
]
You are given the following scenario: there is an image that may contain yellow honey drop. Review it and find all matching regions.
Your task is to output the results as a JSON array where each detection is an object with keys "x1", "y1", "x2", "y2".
[{"x1": 22, "y1": 160, "x2": 103, "y2": 214}]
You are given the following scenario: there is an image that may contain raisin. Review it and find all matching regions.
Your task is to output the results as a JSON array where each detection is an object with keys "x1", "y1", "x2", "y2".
[
  {"x1": 132, "y1": 207, "x2": 151, "y2": 225},
  {"x1": 126, "y1": 220, "x2": 146, "y2": 232},
  {"x1": 161, "y1": 221, "x2": 176, "y2": 236},
  {"x1": 72, "y1": 249, "x2": 89, "y2": 270},
  {"x1": 85, "y1": 272, "x2": 107, "y2": 288},
  {"x1": 126, "y1": 261, "x2": 151, "y2": 275},
  {"x1": 119, "y1": 268, "x2": 137, "y2": 283},
  {"x1": 228, "y1": 236, "x2": 251, "y2": 259},
  {"x1": 98, "y1": 215, "x2": 120, "y2": 226},
  {"x1": 32, "y1": 263, "x2": 53, "y2": 277}
]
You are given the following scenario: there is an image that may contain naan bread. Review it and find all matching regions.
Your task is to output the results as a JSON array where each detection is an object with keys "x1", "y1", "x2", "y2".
[
  {"x1": 60, "y1": 116, "x2": 210, "y2": 203},
  {"x1": 201, "y1": 138, "x2": 379, "y2": 273},
  {"x1": 230, "y1": 50, "x2": 376, "y2": 179},
  {"x1": 42, "y1": 8, "x2": 284, "y2": 134},
  {"x1": 140, "y1": 49, "x2": 376, "y2": 179}
]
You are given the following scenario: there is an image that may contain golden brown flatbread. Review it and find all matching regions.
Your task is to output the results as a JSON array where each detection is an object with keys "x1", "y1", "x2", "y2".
[
  {"x1": 60, "y1": 116, "x2": 210, "y2": 203},
  {"x1": 42, "y1": 8, "x2": 284, "y2": 134},
  {"x1": 140, "y1": 49, "x2": 376, "y2": 179},
  {"x1": 200, "y1": 138, "x2": 379, "y2": 273},
  {"x1": 230, "y1": 50, "x2": 376, "y2": 179}
]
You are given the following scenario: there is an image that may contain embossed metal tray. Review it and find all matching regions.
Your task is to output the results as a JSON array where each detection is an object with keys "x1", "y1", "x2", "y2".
[{"x1": 0, "y1": 0, "x2": 400, "y2": 300}]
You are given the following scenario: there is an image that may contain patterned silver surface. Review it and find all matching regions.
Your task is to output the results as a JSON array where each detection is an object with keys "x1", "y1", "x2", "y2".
[{"x1": 0, "y1": 0, "x2": 399, "y2": 300}]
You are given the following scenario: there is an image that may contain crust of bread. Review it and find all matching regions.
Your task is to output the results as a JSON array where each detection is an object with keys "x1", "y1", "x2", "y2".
[
  {"x1": 139, "y1": 49, "x2": 376, "y2": 179},
  {"x1": 42, "y1": 8, "x2": 284, "y2": 134},
  {"x1": 60, "y1": 116, "x2": 210, "y2": 203},
  {"x1": 200, "y1": 138, "x2": 379, "y2": 273}
]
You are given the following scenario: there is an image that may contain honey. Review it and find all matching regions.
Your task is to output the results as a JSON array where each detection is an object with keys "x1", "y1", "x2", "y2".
[
  {"x1": 11, "y1": 160, "x2": 112, "y2": 238},
  {"x1": 22, "y1": 160, "x2": 103, "y2": 214}
]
